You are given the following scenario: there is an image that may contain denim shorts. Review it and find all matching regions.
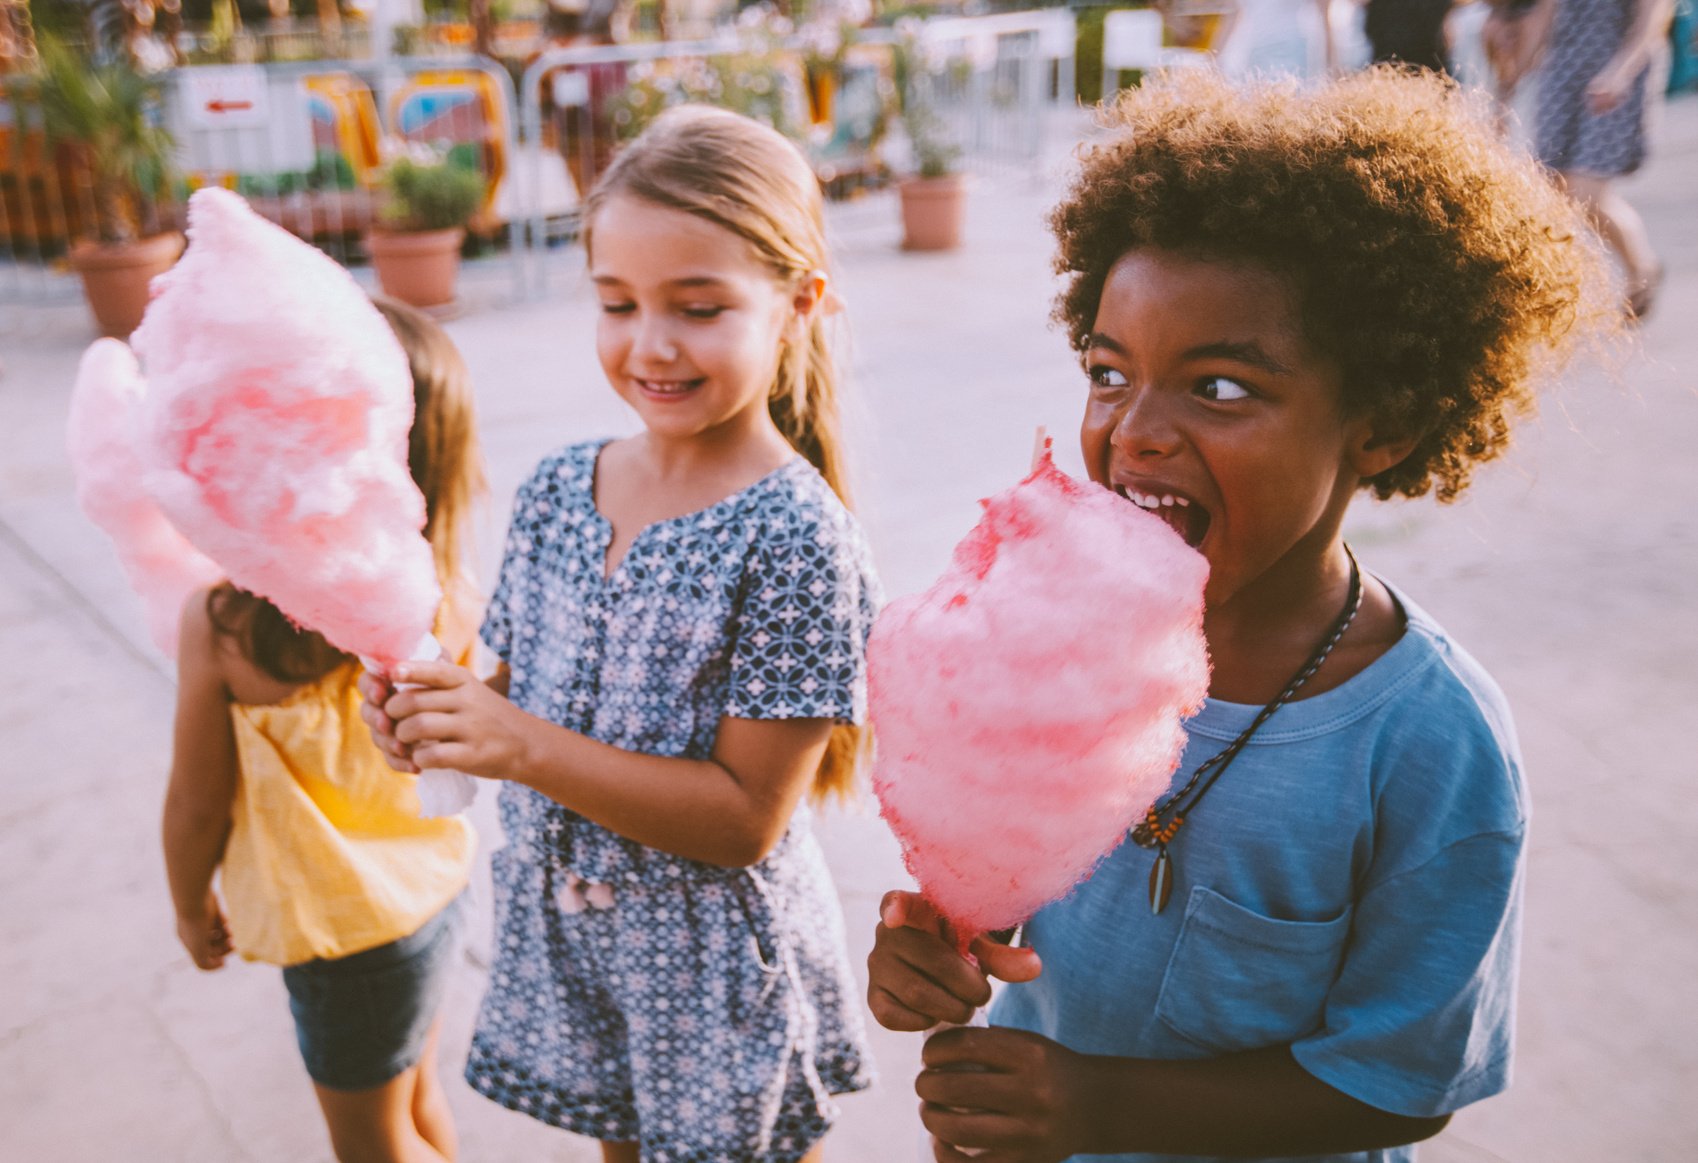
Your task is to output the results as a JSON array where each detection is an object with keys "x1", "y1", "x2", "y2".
[{"x1": 282, "y1": 895, "x2": 463, "y2": 1091}]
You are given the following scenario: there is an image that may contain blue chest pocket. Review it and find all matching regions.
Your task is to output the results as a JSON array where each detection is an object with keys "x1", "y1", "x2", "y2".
[{"x1": 1155, "y1": 886, "x2": 1351, "y2": 1053}]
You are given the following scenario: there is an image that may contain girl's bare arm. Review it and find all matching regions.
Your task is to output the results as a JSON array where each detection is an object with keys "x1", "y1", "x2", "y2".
[
  {"x1": 1515, "y1": 0, "x2": 1559, "y2": 77},
  {"x1": 1616, "y1": 0, "x2": 1676, "y2": 71},
  {"x1": 365, "y1": 661, "x2": 830, "y2": 868},
  {"x1": 161, "y1": 591, "x2": 240, "y2": 968},
  {"x1": 505, "y1": 711, "x2": 829, "y2": 868}
]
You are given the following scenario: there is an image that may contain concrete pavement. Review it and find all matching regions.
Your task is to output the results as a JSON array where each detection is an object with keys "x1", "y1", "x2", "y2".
[{"x1": 2, "y1": 95, "x2": 1695, "y2": 1161}]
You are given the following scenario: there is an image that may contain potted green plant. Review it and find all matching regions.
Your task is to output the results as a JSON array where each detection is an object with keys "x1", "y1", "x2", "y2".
[
  {"x1": 367, "y1": 143, "x2": 485, "y2": 310},
  {"x1": 891, "y1": 25, "x2": 967, "y2": 252},
  {"x1": 31, "y1": 35, "x2": 183, "y2": 337}
]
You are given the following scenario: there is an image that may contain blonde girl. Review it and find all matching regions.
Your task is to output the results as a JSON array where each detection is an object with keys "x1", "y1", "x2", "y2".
[{"x1": 362, "y1": 106, "x2": 877, "y2": 1163}]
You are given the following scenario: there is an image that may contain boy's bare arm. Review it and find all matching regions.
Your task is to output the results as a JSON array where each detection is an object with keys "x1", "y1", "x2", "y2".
[
  {"x1": 920, "y1": 1028, "x2": 1449, "y2": 1159},
  {"x1": 871, "y1": 892, "x2": 1447, "y2": 1158},
  {"x1": 161, "y1": 591, "x2": 240, "y2": 969}
]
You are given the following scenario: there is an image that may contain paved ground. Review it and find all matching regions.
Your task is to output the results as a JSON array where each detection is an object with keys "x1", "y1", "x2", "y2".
[{"x1": 1, "y1": 93, "x2": 1694, "y2": 1162}]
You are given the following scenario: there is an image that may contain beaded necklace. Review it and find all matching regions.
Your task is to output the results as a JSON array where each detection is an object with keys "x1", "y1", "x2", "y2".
[{"x1": 1132, "y1": 544, "x2": 1364, "y2": 914}]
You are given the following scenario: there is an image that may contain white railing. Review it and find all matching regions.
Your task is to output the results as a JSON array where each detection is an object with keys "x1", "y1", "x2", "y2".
[{"x1": 2, "y1": 11, "x2": 1076, "y2": 305}]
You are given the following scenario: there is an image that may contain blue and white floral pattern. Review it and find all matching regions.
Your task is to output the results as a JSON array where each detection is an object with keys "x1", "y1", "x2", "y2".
[
  {"x1": 466, "y1": 440, "x2": 878, "y2": 1162},
  {"x1": 1536, "y1": 0, "x2": 1651, "y2": 177}
]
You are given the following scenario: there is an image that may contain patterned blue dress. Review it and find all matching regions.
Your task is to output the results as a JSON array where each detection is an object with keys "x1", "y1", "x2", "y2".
[
  {"x1": 465, "y1": 439, "x2": 878, "y2": 1163},
  {"x1": 1535, "y1": 0, "x2": 1652, "y2": 176}
]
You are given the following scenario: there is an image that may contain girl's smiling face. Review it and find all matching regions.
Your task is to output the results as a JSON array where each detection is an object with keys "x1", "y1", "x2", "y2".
[
  {"x1": 589, "y1": 195, "x2": 815, "y2": 442},
  {"x1": 1081, "y1": 249, "x2": 1382, "y2": 611}
]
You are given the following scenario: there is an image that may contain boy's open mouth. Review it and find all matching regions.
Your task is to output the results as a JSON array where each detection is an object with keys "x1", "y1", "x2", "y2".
[{"x1": 1115, "y1": 484, "x2": 1211, "y2": 549}]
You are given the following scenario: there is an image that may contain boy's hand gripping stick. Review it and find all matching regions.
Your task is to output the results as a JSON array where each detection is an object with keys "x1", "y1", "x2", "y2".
[
  {"x1": 922, "y1": 1007, "x2": 991, "y2": 1160},
  {"x1": 365, "y1": 633, "x2": 478, "y2": 818}
]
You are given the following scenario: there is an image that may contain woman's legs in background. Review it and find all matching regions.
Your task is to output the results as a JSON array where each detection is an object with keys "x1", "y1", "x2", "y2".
[{"x1": 1560, "y1": 170, "x2": 1663, "y2": 315}]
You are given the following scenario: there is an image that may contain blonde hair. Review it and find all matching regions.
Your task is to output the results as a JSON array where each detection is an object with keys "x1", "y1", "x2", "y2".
[
  {"x1": 583, "y1": 105, "x2": 865, "y2": 800},
  {"x1": 374, "y1": 295, "x2": 489, "y2": 587},
  {"x1": 210, "y1": 297, "x2": 487, "y2": 683}
]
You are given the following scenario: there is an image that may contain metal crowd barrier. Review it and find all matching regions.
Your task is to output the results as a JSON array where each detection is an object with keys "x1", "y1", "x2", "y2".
[
  {"x1": 2, "y1": 10, "x2": 1075, "y2": 307},
  {"x1": 2, "y1": 53, "x2": 521, "y2": 306},
  {"x1": 910, "y1": 10, "x2": 1077, "y2": 178},
  {"x1": 513, "y1": 9, "x2": 1076, "y2": 295}
]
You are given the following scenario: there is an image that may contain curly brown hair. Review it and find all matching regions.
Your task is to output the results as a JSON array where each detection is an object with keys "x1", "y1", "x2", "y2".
[{"x1": 1052, "y1": 67, "x2": 1616, "y2": 501}]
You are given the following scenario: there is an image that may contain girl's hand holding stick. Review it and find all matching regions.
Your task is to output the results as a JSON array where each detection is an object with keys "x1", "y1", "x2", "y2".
[
  {"x1": 359, "y1": 659, "x2": 525, "y2": 786},
  {"x1": 360, "y1": 636, "x2": 480, "y2": 815}
]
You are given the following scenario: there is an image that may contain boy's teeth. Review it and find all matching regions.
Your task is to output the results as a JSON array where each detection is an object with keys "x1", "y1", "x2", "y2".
[{"x1": 1122, "y1": 488, "x2": 1189, "y2": 510}]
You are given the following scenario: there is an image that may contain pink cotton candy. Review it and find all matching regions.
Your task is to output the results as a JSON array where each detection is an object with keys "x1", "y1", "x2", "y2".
[
  {"x1": 67, "y1": 339, "x2": 222, "y2": 656},
  {"x1": 869, "y1": 448, "x2": 1210, "y2": 940},
  {"x1": 124, "y1": 187, "x2": 438, "y2": 666}
]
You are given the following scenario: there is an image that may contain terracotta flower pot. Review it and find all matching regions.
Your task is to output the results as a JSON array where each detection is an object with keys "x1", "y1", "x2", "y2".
[
  {"x1": 368, "y1": 227, "x2": 466, "y2": 309},
  {"x1": 898, "y1": 174, "x2": 968, "y2": 252},
  {"x1": 68, "y1": 232, "x2": 186, "y2": 338}
]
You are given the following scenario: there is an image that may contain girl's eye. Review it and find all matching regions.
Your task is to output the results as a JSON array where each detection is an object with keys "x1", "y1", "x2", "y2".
[
  {"x1": 681, "y1": 305, "x2": 726, "y2": 320},
  {"x1": 1196, "y1": 376, "x2": 1251, "y2": 402},
  {"x1": 599, "y1": 301, "x2": 635, "y2": 315},
  {"x1": 1088, "y1": 364, "x2": 1128, "y2": 389}
]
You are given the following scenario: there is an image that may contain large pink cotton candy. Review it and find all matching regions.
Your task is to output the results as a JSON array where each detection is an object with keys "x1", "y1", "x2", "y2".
[
  {"x1": 67, "y1": 339, "x2": 222, "y2": 656},
  {"x1": 125, "y1": 187, "x2": 438, "y2": 666},
  {"x1": 869, "y1": 448, "x2": 1210, "y2": 940}
]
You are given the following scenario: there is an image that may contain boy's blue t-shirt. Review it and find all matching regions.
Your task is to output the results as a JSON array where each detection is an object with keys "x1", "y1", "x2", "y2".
[{"x1": 991, "y1": 585, "x2": 1526, "y2": 1163}]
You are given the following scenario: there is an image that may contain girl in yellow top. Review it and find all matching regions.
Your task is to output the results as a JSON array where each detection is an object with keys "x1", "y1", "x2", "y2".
[{"x1": 162, "y1": 296, "x2": 487, "y2": 1163}]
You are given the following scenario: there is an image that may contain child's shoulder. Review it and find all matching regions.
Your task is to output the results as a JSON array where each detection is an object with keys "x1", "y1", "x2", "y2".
[
  {"x1": 506, "y1": 440, "x2": 610, "y2": 516},
  {"x1": 521, "y1": 439, "x2": 608, "y2": 488},
  {"x1": 1357, "y1": 583, "x2": 1527, "y2": 831},
  {"x1": 741, "y1": 458, "x2": 866, "y2": 551},
  {"x1": 183, "y1": 584, "x2": 309, "y2": 707},
  {"x1": 1388, "y1": 589, "x2": 1515, "y2": 747}
]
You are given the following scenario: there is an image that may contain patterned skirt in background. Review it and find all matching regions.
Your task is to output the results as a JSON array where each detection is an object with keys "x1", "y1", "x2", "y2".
[{"x1": 1535, "y1": 0, "x2": 1651, "y2": 176}]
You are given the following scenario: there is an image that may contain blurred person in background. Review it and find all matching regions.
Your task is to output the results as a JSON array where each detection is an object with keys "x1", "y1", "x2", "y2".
[
  {"x1": 1216, "y1": 0, "x2": 1341, "y2": 77},
  {"x1": 1668, "y1": 0, "x2": 1695, "y2": 91},
  {"x1": 1510, "y1": 0, "x2": 1673, "y2": 318},
  {"x1": 1363, "y1": 0, "x2": 1461, "y2": 73}
]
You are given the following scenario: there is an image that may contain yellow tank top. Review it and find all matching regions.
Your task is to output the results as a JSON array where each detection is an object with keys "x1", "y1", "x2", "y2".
[{"x1": 220, "y1": 662, "x2": 475, "y2": 967}]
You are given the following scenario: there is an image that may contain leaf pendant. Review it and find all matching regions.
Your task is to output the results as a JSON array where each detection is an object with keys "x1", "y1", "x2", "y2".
[{"x1": 1149, "y1": 846, "x2": 1174, "y2": 915}]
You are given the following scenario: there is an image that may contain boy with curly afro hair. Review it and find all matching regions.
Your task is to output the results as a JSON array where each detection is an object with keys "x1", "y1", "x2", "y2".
[{"x1": 867, "y1": 68, "x2": 1615, "y2": 1162}]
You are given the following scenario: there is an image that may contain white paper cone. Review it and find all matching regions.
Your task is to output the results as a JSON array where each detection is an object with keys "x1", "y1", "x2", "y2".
[{"x1": 416, "y1": 769, "x2": 477, "y2": 817}]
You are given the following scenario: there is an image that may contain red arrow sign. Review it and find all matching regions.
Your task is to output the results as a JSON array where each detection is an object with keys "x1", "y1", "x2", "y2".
[{"x1": 206, "y1": 99, "x2": 254, "y2": 113}]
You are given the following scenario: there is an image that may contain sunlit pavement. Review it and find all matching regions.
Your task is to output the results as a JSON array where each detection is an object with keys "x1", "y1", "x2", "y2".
[{"x1": 2, "y1": 96, "x2": 1694, "y2": 1161}]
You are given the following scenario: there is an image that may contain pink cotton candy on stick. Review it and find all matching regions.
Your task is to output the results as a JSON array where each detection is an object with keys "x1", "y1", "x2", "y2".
[
  {"x1": 118, "y1": 187, "x2": 470, "y2": 817},
  {"x1": 127, "y1": 186, "x2": 439, "y2": 669},
  {"x1": 67, "y1": 339, "x2": 222, "y2": 656},
  {"x1": 869, "y1": 446, "x2": 1210, "y2": 944}
]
